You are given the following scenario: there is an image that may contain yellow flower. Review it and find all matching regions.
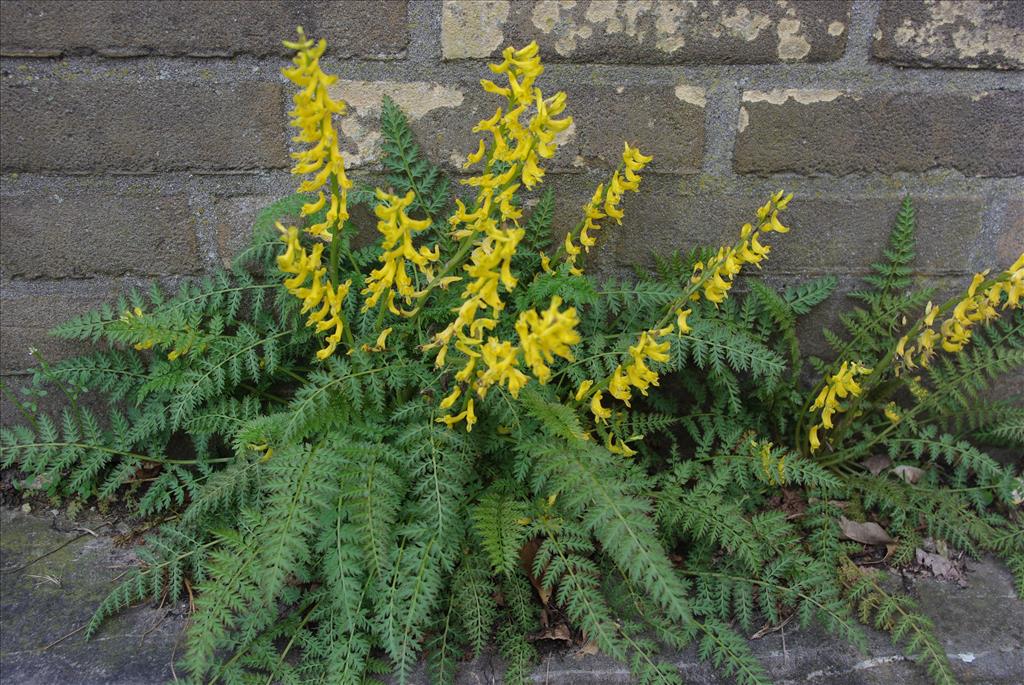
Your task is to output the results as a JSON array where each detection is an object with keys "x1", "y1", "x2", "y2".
[
  {"x1": 439, "y1": 386, "x2": 461, "y2": 410},
  {"x1": 675, "y1": 308, "x2": 692, "y2": 335},
  {"x1": 282, "y1": 28, "x2": 352, "y2": 241},
  {"x1": 362, "y1": 189, "x2": 438, "y2": 314},
  {"x1": 277, "y1": 223, "x2": 351, "y2": 360},
  {"x1": 574, "y1": 379, "x2": 594, "y2": 401},
  {"x1": 692, "y1": 192, "x2": 791, "y2": 307},
  {"x1": 884, "y1": 402, "x2": 901, "y2": 424},
  {"x1": 477, "y1": 337, "x2": 529, "y2": 398},
  {"x1": 361, "y1": 327, "x2": 393, "y2": 353},
  {"x1": 438, "y1": 398, "x2": 477, "y2": 432},
  {"x1": 808, "y1": 424, "x2": 822, "y2": 452},
  {"x1": 515, "y1": 296, "x2": 581, "y2": 383},
  {"x1": 605, "y1": 432, "x2": 637, "y2": 457},
  {"x1": 590, "y1": 391, "x2": 612, "y2": 423},
  {"x1": 808, "y1": 361, "x2": 870, "y2": 451}
]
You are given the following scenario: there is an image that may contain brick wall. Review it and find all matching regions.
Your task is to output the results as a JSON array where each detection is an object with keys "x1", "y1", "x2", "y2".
[{"x1": 2, "y1": 0, "x2": 1022, "y2": 422}]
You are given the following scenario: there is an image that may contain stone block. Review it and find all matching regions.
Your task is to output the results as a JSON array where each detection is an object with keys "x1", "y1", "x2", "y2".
[
  {"x1": 0, "y1": 284, "x2": 118, "y2": 373},
  {"x1": 1, "y1": 190, "x2": 200, "y2": 279},
  {"x1": 0, "y1": 79, "x2": 289, "y2": 172},
  {"x1": 442, "y1": 0, "x2": 850, "y2": 63},
  {"x1": 404, "y1": 80, "x2": 703, "y2": 176},
  {"x1": 873, "y1": 0, "x2": 1024, "y2": 70},
  {"x1": 0, "y1": 1, "x2": 408, "y2": 58},
  {"x1": 734, "y1": 90, "x2": 1024, "y2": 177}
]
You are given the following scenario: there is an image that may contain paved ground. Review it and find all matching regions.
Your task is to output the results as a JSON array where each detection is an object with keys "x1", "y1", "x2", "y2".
[{"x1": 1, "y1": 506, "x2": 1021, "y2": 684}]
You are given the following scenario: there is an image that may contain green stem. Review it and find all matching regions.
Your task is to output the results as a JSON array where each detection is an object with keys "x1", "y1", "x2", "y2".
[{"x1": 8, "y1": 442, "x2": 232, "y2": 466}]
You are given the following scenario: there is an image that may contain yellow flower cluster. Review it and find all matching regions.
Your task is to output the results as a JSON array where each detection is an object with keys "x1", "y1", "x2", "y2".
[
  {"x1": 691, "y1": 191, "x2": 791, "y2": 304},
  {"x1": 895, "y1": 253, "x2": 1024, "y2": 372},
  {"x1": 755, "y1": 440, "x2": 785, "y2": 485},
  {"x1": 276, "y1": 29, "x2": 357, "y2": 361},
  {"x1": 807, "y1": 361, "x2": 871, "y2": 452},
  {"x1": 361, "y1": 189, "x2": 439, "y2": 315},
  {"x1": 561, "y1": 144, "x2": 652, "y2": 275},
  {"x1": 430, "y1": 43, "x2": 581, "y2": 429},
  {"x1": 277, "y1": 224, "x2": 351, "y2": 360},
  {"x1": 437, "y1": 297, "x2": 581, "y2": 431},
  {"x1": 282, "y1": 28, "x2": 352, "y2": 240}
]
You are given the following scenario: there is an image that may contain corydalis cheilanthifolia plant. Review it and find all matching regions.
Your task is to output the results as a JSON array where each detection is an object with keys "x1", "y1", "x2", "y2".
[{"x1": 2, "y1": 28, "x2": 1021, "y2": 685}]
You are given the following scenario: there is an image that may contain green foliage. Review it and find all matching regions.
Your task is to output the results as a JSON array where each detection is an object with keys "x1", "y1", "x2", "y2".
[{"x1": 3, "y1": 87, "x2": 1020, "y2": 685}]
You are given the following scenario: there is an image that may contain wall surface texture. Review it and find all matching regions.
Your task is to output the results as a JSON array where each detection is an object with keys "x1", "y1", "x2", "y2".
[{"x1": 1, "y1": 0, "x2": 1022, "y2": 421}]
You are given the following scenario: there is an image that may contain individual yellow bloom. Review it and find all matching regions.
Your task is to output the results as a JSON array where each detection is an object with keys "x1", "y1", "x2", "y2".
[
  {"x1": 884, "y1": 402, "x2": 901, "y2": 424},
  {"x1": 605, "y1": 432, "x2": 637, "y2": 457},
  {"x1": 438, "y1": 398, "x2": 477, "y2": 432},
  {"x1": 608, "y1": 366, "x2": 633, "y2": 405},
  {"x1": 540, "y1": 252, "x2": 554, "y2": 274},
  {"x1": 808, "y1": 424, "x2": 822, "y2": 452},
  {"x1": 361, "y1": 327, "x2": 393, "y2": 353},
  {"x1": 590, "y1": 391, "x2": 612, "y2": 423},
  {"x1": 464, "y1": 139, "x2": 487, "y2": 168},
  {"x1": 675, "y1": 308, "x2": 692, "y2": 335},
  {"x1": 575, "y1": 379, "x2": 594, "y2": 401},
  {"x1": 440, "y1": 386, "x2": 461, "y2": 410}
]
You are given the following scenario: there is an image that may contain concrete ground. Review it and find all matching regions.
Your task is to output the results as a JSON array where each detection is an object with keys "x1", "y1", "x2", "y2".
[{"x1": 1, "y1": 506, "x2": 1021, "y2": 684}]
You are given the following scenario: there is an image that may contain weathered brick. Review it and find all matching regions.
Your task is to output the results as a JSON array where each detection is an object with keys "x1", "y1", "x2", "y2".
[
  {"x1": 0, "y1": 191, "x2": 200, "y2": 279},
  {"x1": 873, "y1": 0, "x2": 1024, "y2": 70},
  {"x1": 398, "y1": 80, "x2": 704, "y2": 175},
  {"x1": 570, "y1": 176, "x2": 999, "y2": 277},
  {"x1": 0, "y1": 284, "x2": 117, "y2": 374},
  {"x1": 442, "y1": 0, "x2": 850, "y2": 63},
  {"x1": 734, "y1": 90, "x2": 1024, "y2": 177},
  {"x1": 0, "y1": 79, "x2": 288, "y2": 172},
  {"x1": 215, "y1": 194, "x2": 294, "y2": 267},
  {"x1": 997, "y1": 197, "x2": 1024, "y2": 266},
  {"x1": 0, "y1": 1, "x2": 408, "y2": 58}
]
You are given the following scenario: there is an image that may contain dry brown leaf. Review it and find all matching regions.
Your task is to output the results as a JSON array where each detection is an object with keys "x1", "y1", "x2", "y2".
[
  {"x1": 518, "y1": 537, "x2": 550, "y2": 605},
  {"x1": 839, "y1": 516, "x2": 895, "y2": 545},
  {"x1": 531, "y1": 623, "x2": 572, "y2": 643},
  {"x1": 891, "y1": 465, "x2": 925, "y2": 484},
  {"x1": 575, "y1": 639, "x2": 600, "y2": 658},
  {"x1": 915, "y1": 548, "x2": 965, "y2": 584},
  {"x1": 862, "y1": 455, "x2": 892, "y2": 475}
]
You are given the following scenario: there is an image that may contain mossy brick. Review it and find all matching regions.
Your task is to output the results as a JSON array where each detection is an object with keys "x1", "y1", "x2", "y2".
[
  {"x1": 0, "y1": 79, "x2": 288, "y2": 172},
  {"x1": 407, "y1": 80, "x2": 704, "y2": 176},
  {"x1": 873, "y1": 0, "x2": 1024, "y2": 70},
  {"x1": 0, "y1": 285, "x2": 118, "y2": 373},
  {"x1": 0, "y1": 0, "x2": 408, "y2": 58},
  {"x1": 734, "y1": 90, "x2": 1024, "y2": 177},
  {"x1": 0, "y1": 191, "x2": 200, "y2": 279},
  {"x1": 441, "y1": 0, "x2": 850, "y2": 63}
]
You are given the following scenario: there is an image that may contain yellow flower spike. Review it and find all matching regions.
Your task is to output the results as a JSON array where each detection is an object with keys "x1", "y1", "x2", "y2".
[
  {"x1": 477, "y1": 337, "x2": 529, "y2": 399},
  {"x1": 575, "y1": 379, "x2": 594, "y2": 401},
  {"x1": 590, "y1": 391, "x2": 612, "y2": 423},
  {"x1": 675, "y1": 308, "x2": 693, "y2": 335}
]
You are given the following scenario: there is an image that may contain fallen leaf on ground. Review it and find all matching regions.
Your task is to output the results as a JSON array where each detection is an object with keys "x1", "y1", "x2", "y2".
[
  {"x1": 530, "y1": 623, "x2": 571, "y2": 642},
  {"x1": 891, "y1": 465, "x2": 925, "y2": 484},
  {"x1": 915, "y1": 548, "x2": 966, "y2": 585},
  {"x1": 575, "y1": 639, "x2": 600, "y2": 658},
  {"x1": 839, "y1": 516, "x2": 895, "y2": 545},
  {"x1": 862, "y1": 455, "x2": 892, "y2": 475}
]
